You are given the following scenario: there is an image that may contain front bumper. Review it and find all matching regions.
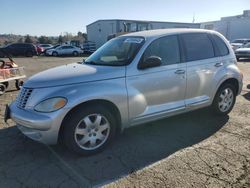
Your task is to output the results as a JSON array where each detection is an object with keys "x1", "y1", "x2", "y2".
[
  {"x1": 8, "y1": 102, "x2": 65, "y2": 145},
  {"x1": 45, "y1": 51, "x2": 53, "y2": 56}
]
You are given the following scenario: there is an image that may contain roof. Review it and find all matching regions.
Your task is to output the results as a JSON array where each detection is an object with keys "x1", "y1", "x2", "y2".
[
  {"x1": 87, "y1": 19, "x2": 200, "y2": 27},
  {"x1": 122, "y1": 28, "x2": 214, "y2": 38}
]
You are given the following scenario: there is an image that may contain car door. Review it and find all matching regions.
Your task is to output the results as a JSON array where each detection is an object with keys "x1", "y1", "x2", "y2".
[
  {"x1": 57, "y1": 46, "x2": 65, "y2": 55},
  {"x1": 8, "y1": 44, "x2": 18, "y2": 56},
  {"x1": 126, "y1": 35, "x2": 187, "y2": 125},
  {"x1": 180, "y1": 33, "x2": 222, "y2": 108},
  {"x1": 66, "y1": 46, "x2": 74, "y2": 54},
  {"x1": 62, "y1": 46, "x2": 72, "y2": 55}
]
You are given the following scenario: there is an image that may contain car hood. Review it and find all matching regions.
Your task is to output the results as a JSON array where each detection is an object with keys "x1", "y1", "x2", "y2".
[
  {"x1": 24, "y1": 63, "x2": 126, "y2": 88},
  {"x1": 235, "y1": 48, "x2": 250, "y2": 52}
]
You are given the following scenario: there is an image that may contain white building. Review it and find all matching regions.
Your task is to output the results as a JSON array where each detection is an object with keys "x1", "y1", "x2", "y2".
[
  {"x1": 87, "y1": 19, "x2": 200, "y2": 48},
  {"x1": 201, "y1": 10, "x2": 250, "y2": 41}
]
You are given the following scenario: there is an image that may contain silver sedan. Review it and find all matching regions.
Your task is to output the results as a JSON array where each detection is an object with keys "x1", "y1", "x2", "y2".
[{"x1": 46, "y1": 45, "x2": 83, "y2": 56}]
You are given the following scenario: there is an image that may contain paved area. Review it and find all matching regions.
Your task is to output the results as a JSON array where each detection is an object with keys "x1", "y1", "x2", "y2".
[{"x1": 0, "y1": 57, "x2": 249, "y2": 188}]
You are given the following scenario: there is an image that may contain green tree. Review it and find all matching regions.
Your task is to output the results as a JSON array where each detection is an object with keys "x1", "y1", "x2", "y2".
[
  {"x1": 58, "y1": 35, "x2": 63, "y2": 44},
  {"x1": 17, "y1": 38, "x2": 23, "y2": 43},
  {"x1": 77, "y1": 31, "x2": 83, "y2": 37},
  {"x1": 38, "y1": 36, "x2": 52, "y2": 44},
  {"x1": 82, "y1": 33, "x2": 87, "y2": 41},
  {"x1": 24, "y1": 35, "x2": 33, "y2": 43}
]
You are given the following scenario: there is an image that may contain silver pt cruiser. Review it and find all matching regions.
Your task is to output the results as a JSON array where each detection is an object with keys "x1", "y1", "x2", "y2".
[{"x1": 5, "y1": 29, "x2": 243, "y2": 155}]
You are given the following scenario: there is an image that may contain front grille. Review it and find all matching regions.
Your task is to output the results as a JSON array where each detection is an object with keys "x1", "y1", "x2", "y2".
[{"x1": 16, "y1": 88, "x2": 33, "y2": 109}]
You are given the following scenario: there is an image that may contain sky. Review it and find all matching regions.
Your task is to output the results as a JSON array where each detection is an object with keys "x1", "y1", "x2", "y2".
[{"x1": 0, "y1": 0, "x2": 249, "y2": 36}]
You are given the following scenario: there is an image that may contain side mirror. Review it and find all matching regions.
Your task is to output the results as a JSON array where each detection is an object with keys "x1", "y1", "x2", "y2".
[{"x1": 138, "y1": 56, "x2": 162, "y2": 70}]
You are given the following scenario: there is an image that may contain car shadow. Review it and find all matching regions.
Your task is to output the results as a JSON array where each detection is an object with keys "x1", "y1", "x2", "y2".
[{"x1": 0, "y1": 108, "x2": 228, "y2": 187}]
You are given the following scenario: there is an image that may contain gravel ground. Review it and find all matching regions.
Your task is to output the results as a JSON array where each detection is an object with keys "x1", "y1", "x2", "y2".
[{"x1": 0, "y1": 57, "x2": 249, "y2": 188}]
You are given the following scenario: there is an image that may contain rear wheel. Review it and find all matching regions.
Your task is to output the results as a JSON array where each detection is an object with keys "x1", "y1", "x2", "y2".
[
  {"x1": 3, "y1": 82, "x2": 9, "y2": 89},
  {"x1": 52, "y1": 52, "x2": 58, "y2": 57},
  {"x1": 63, "y1": 105, "x2": 116, "y2": 155},
  {"x1": 212, "y1": 84, "x2": 236, "y2": 115},
  {"x1": 0, "y1": 84, "x2": 6, "y2": 95},
  {"x1": 72, "y1": 51, "x2": 79, "y2": 56},
  {"x1": 15, "y1": 80, "x2": 24, "y2": 90}
]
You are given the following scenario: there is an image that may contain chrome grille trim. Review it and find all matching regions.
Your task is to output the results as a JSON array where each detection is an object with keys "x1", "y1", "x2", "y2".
[{"x1": 16, "y1": 88, "x2": 33, "y2": 109}]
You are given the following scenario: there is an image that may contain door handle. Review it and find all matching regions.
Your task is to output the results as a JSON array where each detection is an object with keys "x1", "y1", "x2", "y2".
[
  {"x1": 214, "y1": 62, "x2": 223, "y2": 67},
  {"x1": 175, "y1": 70, "x2": 185, "y2": 74}
]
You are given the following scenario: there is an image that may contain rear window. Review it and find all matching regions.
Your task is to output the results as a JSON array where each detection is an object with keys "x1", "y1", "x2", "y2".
[
  {"x1": 181, "y1": 33, "x2": 215, "y2": 62},
  {"x1": 210, "y1": 34, "x2": 229, "y2": 57}
]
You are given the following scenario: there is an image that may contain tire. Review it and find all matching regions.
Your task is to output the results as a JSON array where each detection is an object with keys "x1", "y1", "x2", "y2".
[
  {"x1": 52, "y1": 52, "x2": 58, "y2": 57},
  {"x1": 212, "y1": 84, "x2": 236, "y2": 116},
  {"x1": 3, "y1": 82, "x2": 9, "y2": 89},
  {"x1": 63, "y1": 105, "x2": 117, "y2": 155},
  {"x1": 26, "y1": 51, "x2": 33, "y2": 57},
  {"x1": 0, "y1": 84, "x2": 6, "y2": 95},
  {"x1": 73, "y1": 51, "x2": 79, "y2": 56},
  {"x1": 15, "y1": 80, "x2": 24, "y2": 90}
]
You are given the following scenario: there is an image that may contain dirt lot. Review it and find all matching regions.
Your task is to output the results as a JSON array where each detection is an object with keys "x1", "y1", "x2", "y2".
[{"x1": 0, "y1": 57, "x2": 249, "y2": 188}]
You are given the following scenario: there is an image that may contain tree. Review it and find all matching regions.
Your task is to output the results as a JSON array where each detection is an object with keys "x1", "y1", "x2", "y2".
[
  {"x1": 24, "y1": 35, "x2": 33, "y2": 43},
  {"x1": 58, "y1": 35, "x2": 63, "y2": 44},
  {"x1": 77, "y1": 31, "x2": 83, "y2": 38},
  {"x1": 38, "y1": 36, "x2": 52, "y2": 44},
  {"x1": 82, "y1": 33, "x2": 87, "y2": 41},
  {"x1": 17, "y1": 38, "x2": 23, "y2": 43}
]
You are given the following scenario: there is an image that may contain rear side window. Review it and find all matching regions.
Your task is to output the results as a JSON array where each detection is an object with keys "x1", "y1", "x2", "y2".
[
  {"x1": 181, "y1": 33, "x2": 214, "y2": 61},
  {"x1": 143, "y1": 35, "x2": 180, "y2": 65},
  {"x1": 210, "y1": 34, "x2": 229, "y2": 56}
]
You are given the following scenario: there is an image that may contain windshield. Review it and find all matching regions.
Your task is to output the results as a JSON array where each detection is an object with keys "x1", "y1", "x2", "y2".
[{"x1": 85, "y1": 36, "x2": 144, "y2": 66}]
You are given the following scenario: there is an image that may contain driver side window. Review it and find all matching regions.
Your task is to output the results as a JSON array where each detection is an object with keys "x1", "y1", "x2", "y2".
[{"x1": 143, "y1": 35, "x2": 180, "y2": 66}]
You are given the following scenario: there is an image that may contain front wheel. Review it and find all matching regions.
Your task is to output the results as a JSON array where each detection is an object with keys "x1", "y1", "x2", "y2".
[
  {"x1": 212, "y1": 84, "x2": 236, "y2": 115},
  {"x1": 63, "y1": 105, "x2": 116, "y2": 155}
]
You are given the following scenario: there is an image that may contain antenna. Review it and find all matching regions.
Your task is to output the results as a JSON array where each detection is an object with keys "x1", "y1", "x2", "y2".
[{"x1": 192, "y1": 12, "x2": 195, "y2": 23}]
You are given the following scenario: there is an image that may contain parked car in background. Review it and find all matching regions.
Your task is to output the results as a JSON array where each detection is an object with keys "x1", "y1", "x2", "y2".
[
  {"x1": 38, "y1": 44, "x2": 53, "y2": 50},
  {"x1": 235, "y1": 42, "x2": 250, "y2": 60},
  {"x1": 36, "y1": 45, "x2": 44, "y2": 55},
  {"x1": 231, "y1": 39, "x2": 250, "y2": 51},
  {"x1": 44, "y1": 44, "x2": 60, "y2": 55},
  {"x1": 0, "y1": 43, "x2": 37, "y2": 57},
  {"x1": 82, "y1": 41, "x2": 96, "y2": 54},
  {"x1": 5, "y1": 29, "x2": 243, "y2": 155},
  {"x1": 46, "y1": 45, "x2": 83, "y2": 56}
]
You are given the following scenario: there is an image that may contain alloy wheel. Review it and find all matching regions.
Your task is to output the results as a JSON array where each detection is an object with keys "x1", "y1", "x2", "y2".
[
  {"x1": 218, "y1": 88, "x2": 234, "y2": 112},
  {"x1": 74, "y1": 114, "x2": 110, "y2": 150}
]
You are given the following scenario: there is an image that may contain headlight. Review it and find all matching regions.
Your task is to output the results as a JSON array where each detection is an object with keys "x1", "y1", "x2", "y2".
[{"x1": 34, "y1": 97, "x2": 67, "y2": 112}]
